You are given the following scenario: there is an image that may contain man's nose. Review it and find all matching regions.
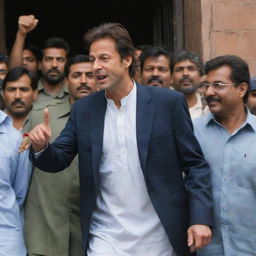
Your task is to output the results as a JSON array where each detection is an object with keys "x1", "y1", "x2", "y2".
[
  {"x1": 152, "y1": 69, "x2": 160, "y2": 76},
  {"x1": 80, "y1": 73, "x2": 87, "y2": 84},
  {"x1": 52, "y1": 58, "x2": 58, "y2": 67},
  {"x1": 15, "y1": 89, "x2": 21, "y2": 98},
  {"x1": 205, "y1": 85, "x2": 215, "y2": 96},
  {"x1": 182, "y1": 69, "x2": 189, "y2": 76},
  {"x1": 22, "y1": 59, "x2": 27, "y2": 67}
]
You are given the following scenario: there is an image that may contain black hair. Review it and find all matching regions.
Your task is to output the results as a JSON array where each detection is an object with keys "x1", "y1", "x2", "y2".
[
  {"x1": 64, "y1": 54, "x2": 90, "y2": 76},
  {"x1": 139, "y1": 45, "x2": 171, "y2": 71},
  {"x1": 24, "y1": 43, "x2": 41, "y2": 60},
  {"x1": 205, "y1": 55, "x2": 250, "y2": 102},
  {"x1": 41, "y1": 37, "x2": 70, "y2": 59},
  {"x1": 84, "y1": 22, "x2": 136, "y2": 78},
  {"x1": 171, "y1": 49, "x2": 203, "y2": 75},
  {"x1": 0, "y1": 54, "x2": 9, "y2": 66},
  {"x1": 2, "y1": 66, "x2": 38, "y2": 90}
]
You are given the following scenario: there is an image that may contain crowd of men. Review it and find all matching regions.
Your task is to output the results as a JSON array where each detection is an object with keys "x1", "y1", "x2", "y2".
[{"x1": 0, "y1": 14, "x2": 256, "y2": 256}]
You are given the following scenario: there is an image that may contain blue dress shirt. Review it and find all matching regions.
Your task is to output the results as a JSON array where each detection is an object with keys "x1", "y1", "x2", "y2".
[
  {"x1": 0, "y1": 110, "x2": 31, "y2": 256},
  {"x1": 193, "y1": 111, "x2": 256, "y2": 256}
]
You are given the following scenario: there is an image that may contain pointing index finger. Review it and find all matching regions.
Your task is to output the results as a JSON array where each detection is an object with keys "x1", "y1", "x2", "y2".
[{"x1": 43, "y1": 108, "x2": 50, "y2": 127}]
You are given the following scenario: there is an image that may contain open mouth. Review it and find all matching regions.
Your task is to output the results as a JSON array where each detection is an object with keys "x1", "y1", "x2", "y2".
[
  {"x1": 181, "y1": 81, "x2": 192, "y2": 86},
  {"x1": 97, "y1": 75, "x2": 107, "y2": 81}
]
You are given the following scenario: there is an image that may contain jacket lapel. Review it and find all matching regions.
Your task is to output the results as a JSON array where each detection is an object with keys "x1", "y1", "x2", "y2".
[
  {"x1": 136, "y1": 84, "x2": 154, "y2": 173},
  {"x1": 90, "y1": 91, "x2": 106, "y2": 187}
]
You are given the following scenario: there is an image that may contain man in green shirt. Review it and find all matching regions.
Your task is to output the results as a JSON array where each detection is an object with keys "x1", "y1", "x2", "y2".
[{"x1": 24, "y1": 55, "x2": 98, "y2": 256}]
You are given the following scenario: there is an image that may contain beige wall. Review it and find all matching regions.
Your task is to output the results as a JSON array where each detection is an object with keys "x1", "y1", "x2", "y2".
[
  {"x1": 185, "y1": 0, "x2": 256, "y2": 76},
  {"x1": 202, "y1": 0, "x2": 256, "y2": 76}
]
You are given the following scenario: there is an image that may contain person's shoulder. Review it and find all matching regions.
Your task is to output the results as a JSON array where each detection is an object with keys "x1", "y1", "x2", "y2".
[
  {"x1": 6, "y1": 120, "x2": 22, "y2": 145},
  {"x1": 193, "y1": 113, "x2": 211, "y2": 130}
]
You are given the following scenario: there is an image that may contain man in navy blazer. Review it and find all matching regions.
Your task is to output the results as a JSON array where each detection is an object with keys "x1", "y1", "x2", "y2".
[{"x1": 29, "y1": 23, "x2": 213, "y2": 256}]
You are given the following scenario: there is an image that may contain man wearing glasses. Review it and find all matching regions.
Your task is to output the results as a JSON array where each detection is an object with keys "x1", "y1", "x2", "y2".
[{"x1": 193, "y1": 55, "x2": 256, "y2": 256}]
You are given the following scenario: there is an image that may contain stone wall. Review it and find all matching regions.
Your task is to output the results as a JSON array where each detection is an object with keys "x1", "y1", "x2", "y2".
[
  {"x1": 185, "y1": 0, "x2": 256, "y2": 76},
  {"x1": 202, "y1": 0, "x2": 256, "y2": 76}
]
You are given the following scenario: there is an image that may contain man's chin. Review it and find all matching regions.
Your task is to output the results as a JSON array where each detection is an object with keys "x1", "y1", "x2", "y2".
[
  {"x1": 78, "y1": 92, "x2": 90, "y2": 98},
  {"x1": 9, "y1": 110, "x2": 29, "y2": 117},
  {"x1": 43, "y1": 75, "x2": 65, "y2": 85},
  {"x1": 179, "y1": 86, "x2": 196, "y2": 94}
]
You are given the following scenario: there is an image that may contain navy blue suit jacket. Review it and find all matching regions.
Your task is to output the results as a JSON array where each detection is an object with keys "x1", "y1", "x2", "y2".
[{"x1": 33, "y1": 84, "x2": 213, "y2": 256}]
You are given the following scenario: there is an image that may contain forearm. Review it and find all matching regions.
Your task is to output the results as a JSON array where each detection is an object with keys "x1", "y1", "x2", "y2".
[
  {"x1": 9, "y1": 31, "x2": 26, "y2": 69},
  {"x1": 30, "y1": 143, "x2": 75, "y2": 173}
]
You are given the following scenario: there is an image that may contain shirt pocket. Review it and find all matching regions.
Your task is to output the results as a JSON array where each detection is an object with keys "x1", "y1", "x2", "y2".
[{"x1": 235, "y1": 154, "x2": 256, "y2": 190}]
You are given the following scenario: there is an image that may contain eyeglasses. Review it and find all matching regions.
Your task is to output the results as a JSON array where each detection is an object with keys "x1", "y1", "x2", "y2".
[{"x1": 199, "y1": 82, "x2": 236, "y2": 91}]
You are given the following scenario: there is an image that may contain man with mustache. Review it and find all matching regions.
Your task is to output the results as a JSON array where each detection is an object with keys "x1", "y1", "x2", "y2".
[
  {"x1": 66, "y1": 55, "x2": 98, "y2": 105},
  {"x1": 24, "y1": 55, "x2": 97, "y2": 256},
  {"x1": 171, "y1": 50, "x2": 208, "y2": 119},
  {"x1": 0, "y1": 108, "x2": 32, "y2": 256},
  {"x1": 140, "y1": 46, "x2": 172, "y2": 88},
  {"x1": 193, "y1": 55, "x2": 256, "y2": 256},
  {"x1": 2, "y1": 66, "x2": 38, "y2": 130},
  {"x1": 33, "y1": 37, "x2": 69, "y2": 110},
  {"x1": 28, "y1": 23, "x2": 213, "y2": 256}
]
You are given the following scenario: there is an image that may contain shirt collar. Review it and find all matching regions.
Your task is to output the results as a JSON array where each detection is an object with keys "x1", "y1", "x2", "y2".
[
  {"x1": 38, "y1": 79, "x2": 69, "y2": 97},
  {"x1": 205, "y1": 107, "x2": 256, "y2": 132},
  {"x1": 0, "y1": 110, "x2": 11, "y2": 133},
  {"x1": 106, "y1": 81, "x2": 136, "y2": 108}
]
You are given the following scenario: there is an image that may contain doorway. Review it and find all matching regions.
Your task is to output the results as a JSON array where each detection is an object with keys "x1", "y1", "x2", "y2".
[{"x1": 4, "y1": 0, "x2": 183, "y2": 54}]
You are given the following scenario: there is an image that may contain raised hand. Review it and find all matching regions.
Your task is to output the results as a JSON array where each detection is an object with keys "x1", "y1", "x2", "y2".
[
  {"x1": 28, "y1": 108, "x2": 52, "y2": 152},
  {"x1": 18, "y1": 15, "x2": 39, "y2": 36},
  {"x1": 187, "y1": 224, "x2": 212, "y2": 252}
]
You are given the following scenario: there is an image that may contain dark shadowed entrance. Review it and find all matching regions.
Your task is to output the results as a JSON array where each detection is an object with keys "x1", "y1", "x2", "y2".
[{"x1": 4, "y1": 0, "x2": 183, "y2": 54}]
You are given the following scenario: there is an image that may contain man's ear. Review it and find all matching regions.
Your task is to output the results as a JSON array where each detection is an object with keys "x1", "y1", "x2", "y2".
[
  {"x1": 123, "y1": 55, "x2": 132, "y2": 69},
  {"x1": 239, "y1": 82, "x2": 248, "y2": 99},
  {"x1": 33, "y1": 89, "x2": 38, "y2": 101}
]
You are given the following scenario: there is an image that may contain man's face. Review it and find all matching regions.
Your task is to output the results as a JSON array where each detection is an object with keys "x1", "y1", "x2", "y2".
[
  {"x1": 0, "y1": 62, "x2": 8, "y2": 90},
  {"x1": 172, "y1": 59, "x2": 201, "y2": 94},
  {"x1": 204, "y1": 65, "x2": 247, "y2": 117},
  {"x1": 0, "y1": 62, "x2": 8, "y2": 81},
  {"x1": 89, "y1": 37, "x2": 132, "y2": 91},
  {"x1": 67, "y1": 62, "x2": 97, "y2": 102},
  {"x1": 22, "y1": 49, "x2": 38, "y2": 73},
  {"x1": 247, "y1": 90, "x2": 256, "y2": 115},
  {"x1": 40, "y1": 47, "x2": 67, "y2": 85},
  {"x1": 141, "y1": 55, "x2": 171, "y2": 88},
  {"x1": 134, "y1": 49, "x2": 143, "y2": 84},
  {"x1": 3, "y1": 74, "x2": 38, "y2": 117}
]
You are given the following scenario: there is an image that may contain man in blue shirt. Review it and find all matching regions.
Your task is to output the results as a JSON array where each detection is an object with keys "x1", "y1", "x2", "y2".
[
  {"x1": 193, "y1": 55, "x2": 255, "y2": 256},
  {"x1": 0, "y1": 109, "x2": 31, "y2": 255}
]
